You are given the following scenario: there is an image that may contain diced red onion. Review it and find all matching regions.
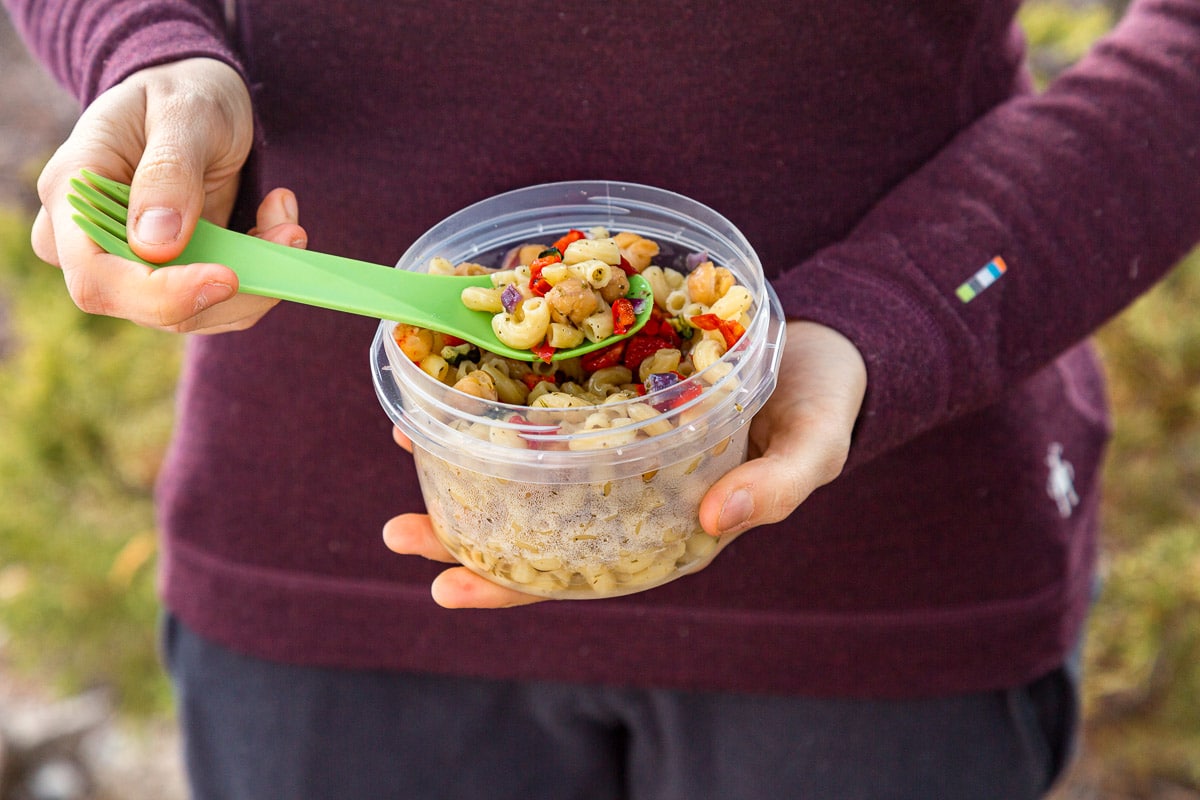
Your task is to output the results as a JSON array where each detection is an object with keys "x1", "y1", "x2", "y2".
[
  {"x1": 644, "y1": 372, "x2": 681, "y2": 394},
  {"x1": 501, "y1": 284, "x2": 522, "y2": 314},
  {"x1": 686, "y1": 250, "x2": 709, "y2": 271}
]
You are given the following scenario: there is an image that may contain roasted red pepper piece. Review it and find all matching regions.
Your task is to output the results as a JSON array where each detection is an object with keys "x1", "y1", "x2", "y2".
[
  {"x1": 507, "y1": 413, "x2": 557, "y2": 449},
  {"x1": 521, "y1": 373, "x2": 555, "y2": 390},
  {"x1": 552, "y1": 229, "x2": 586, "y2": 252},
  {"x1": 645, "y1": 370, "x2": 701, "y2": 412},
  {"x1": 639, "y1": 312, "x2": 660, "y2": 338},
  {"x1": 718, "y1": 319, "x2": 746, "y2": 348},
  {"x1": 645, "y1": 309, "x2": 681, "y2": 348},
  {"x1": 612, "y1": 297, "x2": 637, "y2": 336},
  {"x1": 689, "y1": 313, "x2": 745, "y2": 349},
  {"x1": 581, "y1": 340, "x2": 626, "y2": 372},
  {"x1": 531, "y1": 340, "x2": 556, "y2": 363},
  {"x1": 669, "y1": 381, "x2": 703, "y2": 409},
  {"x1": 616, "y1": 256, "x2": 637, "y2": 276},
  {"x1": 530, "y1": 252, "x2": 562, "y2": 273},
  {"x1": 528, "y1": 251, "x2": 562, "y2": 297},
  {"x1": 622, "y1": 333, "x2": 671, "y2": 372}
]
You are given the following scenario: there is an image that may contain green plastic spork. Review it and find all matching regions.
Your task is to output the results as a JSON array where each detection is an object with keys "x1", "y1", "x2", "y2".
[{"x1": 67, "y1": 170, "x2": 651, "y2": 362}]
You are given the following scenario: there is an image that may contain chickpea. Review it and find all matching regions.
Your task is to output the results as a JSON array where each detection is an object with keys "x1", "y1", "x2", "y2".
[
  {"x1": 499, "y1": 243, "x2": 547, "y2": 271},
  {"x1": 546, "y1": 277, "x2": 600, "y2": 325},
  {"x1": 685, "y1": 260, "x2": 735, "y2": 306},
  {"x1": 613, "y1": 231, "x2": 660, "y2": 271},
  {"x1": 393, "y1": 324, "x2": 434, "y2": 362},
  {"x1": 598, "y1": 270, "x2": 629, "y2": 305},
  {"x1": 453, "y1": 260, "x2": 492, "y2": 276},
  {"x1": 452, "y1": 369, "x2": 499, "y2": 401}
]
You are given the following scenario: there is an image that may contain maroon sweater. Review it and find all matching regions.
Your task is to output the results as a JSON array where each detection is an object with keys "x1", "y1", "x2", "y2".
[{"x1": 8, "y1": 0, "x2": 1200, "y2": 697}]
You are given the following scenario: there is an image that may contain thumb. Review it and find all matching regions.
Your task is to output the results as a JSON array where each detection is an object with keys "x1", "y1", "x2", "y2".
[
  {"x1": 126, "y1": 135, "x2": 207, "y2": 263},
  {"x1": 698, "y1": 321, "x2": 867, "y2": 536},
  {"x1": 699, "y1": 444, "x2": 846, "y2": 538}
]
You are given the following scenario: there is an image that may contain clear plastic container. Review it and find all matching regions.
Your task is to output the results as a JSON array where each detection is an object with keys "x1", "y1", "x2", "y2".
[{"x1": 370, "y1": 181, "x2": 785, "y2": 599}]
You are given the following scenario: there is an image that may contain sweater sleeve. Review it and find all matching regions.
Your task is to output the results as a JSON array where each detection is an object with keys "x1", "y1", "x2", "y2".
[
  {"x1": 2, "y1": 0, "x2": 242, "y2": 104},
  {"x1": 772, "y1": 0, "x2": 1200, "y2": 467}
]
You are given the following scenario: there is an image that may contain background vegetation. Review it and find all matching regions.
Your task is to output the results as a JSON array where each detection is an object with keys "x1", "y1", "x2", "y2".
[
  {"x1": 0, "y1": 210, "x2": 179, "y2": 715},
  {"x1": 1019, "y1": 3, "x2": 1200, "y2": 795},
  {"x1": 0, "y1": 1, "x2": 1196, "y2": 796}
]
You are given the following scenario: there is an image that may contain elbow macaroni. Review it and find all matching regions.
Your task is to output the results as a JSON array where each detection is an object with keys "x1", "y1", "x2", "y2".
[{"x1": 491, "y1": 297, "x2": 552, "y2": 350}]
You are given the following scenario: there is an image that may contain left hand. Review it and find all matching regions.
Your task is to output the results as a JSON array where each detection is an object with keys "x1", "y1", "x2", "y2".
[{"x1": 383, "y1": 320, "x2": 867, "y2": 609}]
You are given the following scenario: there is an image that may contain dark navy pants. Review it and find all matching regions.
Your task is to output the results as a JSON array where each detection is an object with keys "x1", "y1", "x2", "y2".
[{"x1": 162, "y1": 614, "x2": 1078, "y2": 800}]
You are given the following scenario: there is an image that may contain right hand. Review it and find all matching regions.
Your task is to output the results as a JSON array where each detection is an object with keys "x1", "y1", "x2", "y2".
[{"x1": 32, "y1": 57, "x2": 286, "y2": 333}]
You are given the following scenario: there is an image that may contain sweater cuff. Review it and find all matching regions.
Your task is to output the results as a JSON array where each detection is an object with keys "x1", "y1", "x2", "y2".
[
  {"x1": 78, "y1": 12, "x2": 244, "y2": 104},
  {"x1": 771, "y1": 242, "x2": 956, "y2": 469}
]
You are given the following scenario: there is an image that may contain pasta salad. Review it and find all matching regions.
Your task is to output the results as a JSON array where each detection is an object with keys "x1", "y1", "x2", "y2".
[{"x1": 393, "y1": 227, "x2": 752, "y2": 414}]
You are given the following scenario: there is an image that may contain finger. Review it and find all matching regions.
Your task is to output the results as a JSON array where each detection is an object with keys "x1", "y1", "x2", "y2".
[
  {"x1": 254, "y1": 187, "x2": 301, "y2": 232},
  {"x1": 392, "y1": 426, "x2": 414, "y2": 452},
  {"x1": 149, "y1": 189, "x2": 305, "y2": 333},
  {"x1": 52, "y1": 245, "x2": 237, "y2": 329},
  {"x1": 383, "y1": 515, "x2": 546, "y2": 608},
  {"x1": 430, "y1": 568, "x2": 547, "y2": 609},
  {"x1": 382, "y1": 514, "x2": 458, "y2": 563},
  {"x1": 34, "y1": 131, "x2": 138, "y2": 275},
  {"x1": 246, "y1": 187, "x2": 302, "y2": 241},
  {"x1": 31, "y1": 207, "x2": 60, "y2": 267},
  {"x1": 87, "y1": 199, "x2": 302, "y2": 335}
]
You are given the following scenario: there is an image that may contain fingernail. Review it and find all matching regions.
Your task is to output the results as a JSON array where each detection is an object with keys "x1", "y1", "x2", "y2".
[
  {"x1": 195, "y1": 281, "x2": 234, "y2": 312},
  {"x1": 282, "y1": 191, "x2": 298, "y2": 221},
  {"x1": 134, "y1": 208, "x2": 182, "y2": 245},
  {"x1": 717, "y1": 489, "x2": 754, "y2": 534}
]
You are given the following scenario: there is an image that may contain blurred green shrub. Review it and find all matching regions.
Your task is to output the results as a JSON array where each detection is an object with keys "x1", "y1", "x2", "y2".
[
  {"x1": 1020, "y1": 1, "x2": 1200, "y2": 791},
  {"x1": 0, "y1": 209, "x2": 180, "y2": 714},
  {"x1": 1087, "y1": 255, "x2": 1200, "y2": 790},
  {"x1": 1019, "y1": 1, "x2": 1118, "y2": 86},
  {"x1": 1017, "y1": 0, "x2": 1200, "y2": 786}
]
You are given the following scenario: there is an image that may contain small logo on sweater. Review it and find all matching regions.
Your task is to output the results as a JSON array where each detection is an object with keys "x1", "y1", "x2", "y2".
[
  {"x1": 1046, "y1": 442, "x2": 1079, "y2": 518},
  {"x1": 956, "y1": 256, "x2": 1007, "y2": 303}
]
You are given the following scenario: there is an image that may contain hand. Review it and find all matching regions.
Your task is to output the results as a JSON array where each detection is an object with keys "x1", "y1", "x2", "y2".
[
  {"x1": 696, "y1": 320, "x2": 866, "y2": 535},
  {"x1": 383, "y1": 320, "x2": 868, "y2": 609},
  {"x1": 30, "y1": 57, "x2": 287, "y2": 333}
]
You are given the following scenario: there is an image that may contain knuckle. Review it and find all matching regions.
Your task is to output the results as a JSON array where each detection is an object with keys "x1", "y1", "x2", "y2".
[
  {"x1": 153, "y1": 304, "x2": 192, "y2": 332},
  {"x1": 161, "y1": 318, "x2": 199, "y2": 334},
  {"x1": 63, "y1": 269, "x2": 117, "y2": 317},
  {"x1": 35, "y1": 166, "x2": 60, "y2": 206},
  {"x1": 136, "y1": 142, "x2": 195, "y2": 188},
  {"x1": 31, "y1": 223, "x2": 60, "y2": 267},
  {"x1": 780, "y1": 468, "x2": 815, "y2": 516},
  {"x1": 817, "y1": 435, "x2": 852, "y2": 485}
]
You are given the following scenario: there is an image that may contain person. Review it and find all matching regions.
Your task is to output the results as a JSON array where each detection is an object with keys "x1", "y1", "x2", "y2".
[{"x1": 4, "y1": 1, "x2": 1199, "y2": 797}]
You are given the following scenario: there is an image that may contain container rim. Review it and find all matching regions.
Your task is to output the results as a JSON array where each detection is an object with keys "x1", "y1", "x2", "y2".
[{"x1": 370, "y1": 180, "x2": 786, "y2": 477}]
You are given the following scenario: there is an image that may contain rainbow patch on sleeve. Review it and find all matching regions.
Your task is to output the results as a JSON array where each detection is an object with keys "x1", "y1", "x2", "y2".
[{"x1": 956, "y1": 256, "x2": 1007, "y2": 303}]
